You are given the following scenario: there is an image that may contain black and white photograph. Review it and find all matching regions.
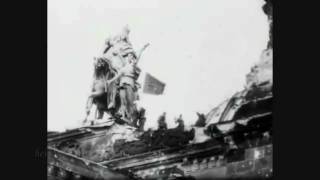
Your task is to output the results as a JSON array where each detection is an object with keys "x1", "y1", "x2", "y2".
[{"x1": 47, "y1": 0, "x2": 273, "y2": 179}]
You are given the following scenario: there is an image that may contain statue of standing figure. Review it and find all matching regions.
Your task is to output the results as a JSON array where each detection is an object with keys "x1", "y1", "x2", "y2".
[
  {"x1": 84, "y1": 26, "x2": 149, "y2": 125},
  {"x1": 107, "y1": 43, "x2": 149, "y2": 123}
]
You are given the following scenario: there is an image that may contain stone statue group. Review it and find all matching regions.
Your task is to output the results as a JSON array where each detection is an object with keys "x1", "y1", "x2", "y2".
[{"x1": 84, "y1": 26, "x2": 149, "y2": 128}]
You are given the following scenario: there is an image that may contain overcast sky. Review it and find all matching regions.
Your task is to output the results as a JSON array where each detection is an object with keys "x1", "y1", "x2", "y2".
[{"x1": 48, "y1": 0, "x2": 269, "y2": 132}]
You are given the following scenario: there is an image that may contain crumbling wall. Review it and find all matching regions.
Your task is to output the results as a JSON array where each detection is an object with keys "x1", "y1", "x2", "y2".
[
  {"x1": 205, "y1": 0, "x2": 273, "y2": 130},
  {"x1": 246, "y1": 0, "x2": 273, "y2": 90},
  {"x1": 263, "y1": 0, "x2": 273, "y2": 49},
  {"x1": 55, "y1": 124, "x2": 142, "y2": 162},
  {"x1": 245, "y1": 49, "x2": 273, "y2": 89}
]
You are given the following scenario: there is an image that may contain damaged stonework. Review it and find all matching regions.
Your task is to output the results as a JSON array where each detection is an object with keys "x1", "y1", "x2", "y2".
[
  {"x1": 263, "y1": 0, "x2": 273, "y2": 49},
  {"x1": 47, "y1": 2, "x2": 273, "y2": 179},
  {"x1": 48, "y1": 147, "x2": 131, "y2": 180},
  {"x1": 48, "y1": 92, "x2": 272, "y2": 179},
  {"x1": 205, "y1": 0, "x2": 273, "y2": 129},
  {"x1": 246, "y1": 49, "x2": 273, "y2": 90}
]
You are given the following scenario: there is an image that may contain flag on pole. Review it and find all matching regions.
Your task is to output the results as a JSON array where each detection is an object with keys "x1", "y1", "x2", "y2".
[{"x1": 143, "y1": 73, "x2": 165, "y2": 95}]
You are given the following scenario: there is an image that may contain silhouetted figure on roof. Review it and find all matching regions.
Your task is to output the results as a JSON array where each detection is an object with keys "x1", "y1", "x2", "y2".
[
  {"x1": 132, "y1": 107, "x2": 146, "y2": 131},
  {"x1": 194, "y1": 112, "x2": 206, "y2": 127},
  {"x1": 175, "y1": 114, "x2": 184, "y2": 131},
  {"x1": 157, "y1": 112, "x2": 167, "y2": 131}
]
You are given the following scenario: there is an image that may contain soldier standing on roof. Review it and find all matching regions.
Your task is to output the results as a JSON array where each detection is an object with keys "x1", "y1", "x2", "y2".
[
  {"x1": 175, "y1": 114, "x2": 185, "y2": 131},
  {"x1": 135, "y1": 107, "x2": 146, "y2": 131},
  {"x1": 157, "y1": 112, "x2": 168, "y2": 131}
]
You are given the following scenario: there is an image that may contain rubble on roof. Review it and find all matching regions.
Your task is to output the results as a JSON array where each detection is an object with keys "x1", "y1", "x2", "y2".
[{"x1": 48, "y1": 1, "x2": 273, "y2": 178}]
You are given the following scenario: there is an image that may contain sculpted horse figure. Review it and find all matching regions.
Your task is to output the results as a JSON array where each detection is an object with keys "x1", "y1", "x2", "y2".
[
  {"x1": 84, "y1": 26, "x2": 149, "y2": 125},
  {"x1": 84, "y1": 57, "x2": 120, "y2": 122}
]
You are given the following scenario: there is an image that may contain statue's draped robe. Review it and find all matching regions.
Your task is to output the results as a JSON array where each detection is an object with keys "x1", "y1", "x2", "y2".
[{"x1": 91, "y1": 31, "x2": 141, "y2": 122}]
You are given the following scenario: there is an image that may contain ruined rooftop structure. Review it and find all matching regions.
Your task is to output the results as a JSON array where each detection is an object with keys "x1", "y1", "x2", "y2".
[{"x1": 47, "y1": 1, "x2": 273, "y2": 179}]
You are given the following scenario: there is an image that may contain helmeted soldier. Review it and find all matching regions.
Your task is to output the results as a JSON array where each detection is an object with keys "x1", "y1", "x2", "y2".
[{"x1": 157, "y1": 112, "x2": 168, "y2": 131}]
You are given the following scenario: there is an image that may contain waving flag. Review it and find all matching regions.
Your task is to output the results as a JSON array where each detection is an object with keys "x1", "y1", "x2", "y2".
[{"x1": 143, "y1": 73, "x2": 165, "y2": 95}]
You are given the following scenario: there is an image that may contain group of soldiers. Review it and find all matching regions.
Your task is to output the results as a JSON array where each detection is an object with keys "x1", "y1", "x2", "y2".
[
  {"x1": 84, "y1": 26, "x2": 149, "y2": 129},
  {"x1": 157, "y1": 112, "x2": 207, "y2": 131},
  {"x1": 157, "y1": 113, "x2": 185, "y2": 131}
]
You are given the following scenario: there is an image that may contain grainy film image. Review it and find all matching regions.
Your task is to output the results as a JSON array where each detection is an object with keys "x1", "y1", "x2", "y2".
[{"x1": 47, "y1": 0, "x2": 273, "y2": 179}]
